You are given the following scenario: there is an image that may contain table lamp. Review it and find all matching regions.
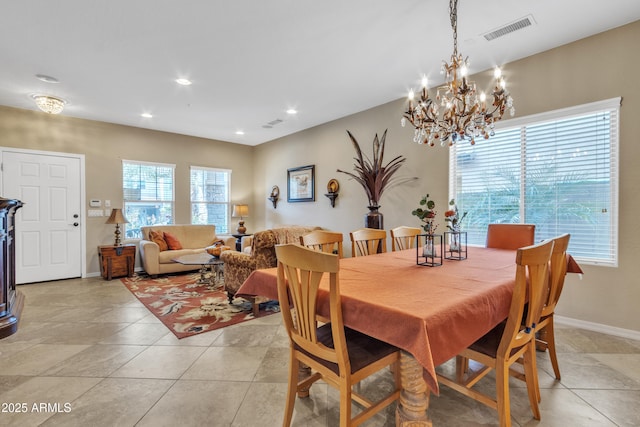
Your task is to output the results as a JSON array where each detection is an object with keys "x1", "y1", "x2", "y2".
[
  {"x1": 232, "y1": 204, "x2": 249, "y2": 234},
  {"x1": 105, "y1": 208, "x2": 129, "y2": 246}
]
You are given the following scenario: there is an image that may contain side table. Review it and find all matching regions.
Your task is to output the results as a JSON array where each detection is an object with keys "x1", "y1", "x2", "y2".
[
  {"x1": 98, "y1": 244, "x2": 136, "y2": 280},
  {"x1": 232, "y1": 233, "x2": 251, "y2": 252}
]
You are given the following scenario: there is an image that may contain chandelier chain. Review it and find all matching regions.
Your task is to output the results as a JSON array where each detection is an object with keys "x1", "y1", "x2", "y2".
[{"x1": 450, "y1": 0, "x2": 458, "y2": 56}]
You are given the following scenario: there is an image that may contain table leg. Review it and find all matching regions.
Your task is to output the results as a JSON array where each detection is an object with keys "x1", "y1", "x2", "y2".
[
  {"x1": 297, "y1": 363, "x2": 312, "y2": 398},
  {"x1": 396, "y1": 350, "x2": 431, "y2": 426},
  {"x1": 196, "y1": 265, "x2": 209, "y2": 284},
  {"x1": 536, "y1": 327, "x2": 549, "y2": 351}
]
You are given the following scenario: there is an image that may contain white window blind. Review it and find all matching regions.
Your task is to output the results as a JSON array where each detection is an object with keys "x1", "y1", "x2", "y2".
[
  {"x1": 450, "y1": 97, "x2": 620, "y2": 265},
  {"x1": 190, "y1": 166, "x2": 231, "y2": 233},
  {"x1": 122, "y1": 160, "x2": 175, "y2": 238}
]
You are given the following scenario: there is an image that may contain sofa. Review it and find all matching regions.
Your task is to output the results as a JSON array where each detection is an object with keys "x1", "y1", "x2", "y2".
[
  {"x1": 220, "y1": 225, "x2": 320, "y2": 303},
  {"x1": 139, "y1": 224, "x2": 236, "y2": 276}
]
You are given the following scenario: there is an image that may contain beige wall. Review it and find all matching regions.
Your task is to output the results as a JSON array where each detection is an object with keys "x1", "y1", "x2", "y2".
[
  {"x1": 253, "y1": 21, "x2": 640, "y2": 333},
  {"x1": 0, "y1": 108, "x2": 254, "y2": 274},
  {"x1": 1, "y1": 20, "x2": 638, "y2": 334}
]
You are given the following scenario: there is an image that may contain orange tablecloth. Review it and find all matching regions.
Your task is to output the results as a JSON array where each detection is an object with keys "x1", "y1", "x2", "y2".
[{"x1": 238, "y1": 247, "x2": 529, "y2": 394}]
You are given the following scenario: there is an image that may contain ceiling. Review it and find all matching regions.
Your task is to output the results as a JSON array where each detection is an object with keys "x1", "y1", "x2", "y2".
[{"x1": 2, "y1": 1, "x2": 640, "y2": 146}]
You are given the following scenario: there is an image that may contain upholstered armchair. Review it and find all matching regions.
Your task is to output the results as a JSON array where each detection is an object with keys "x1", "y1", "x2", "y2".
[{"x1": 220, "y1": 226, "x2": 320, "y2": 304}]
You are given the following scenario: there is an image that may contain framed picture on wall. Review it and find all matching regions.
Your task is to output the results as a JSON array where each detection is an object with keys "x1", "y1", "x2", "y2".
[{"x1": 287, "y1": 165, "x2": 315, "y2": 202}]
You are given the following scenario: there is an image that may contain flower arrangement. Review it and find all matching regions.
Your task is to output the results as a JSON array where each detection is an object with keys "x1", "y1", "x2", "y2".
[
  {"x1": 444, "y1": 199, "x2": 467, "y2": 232},
  {"x1": 337, "y1": 129, "x2": 416, "y2": 207},
  {"x1": 412, "y1": 194, "x2": 438, "y2": 234}
]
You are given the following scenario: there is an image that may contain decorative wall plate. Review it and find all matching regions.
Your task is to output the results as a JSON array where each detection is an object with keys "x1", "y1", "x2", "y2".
[{"x1": 327, "y1": 179, "x2": 339, "y2": 193}]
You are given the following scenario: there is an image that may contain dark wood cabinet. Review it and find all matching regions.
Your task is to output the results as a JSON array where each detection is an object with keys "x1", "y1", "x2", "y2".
[
  {"x1": 98, "y1": 244, "x2": 136, "y2": 280},
  {"x1": 0, "y1": 197, "x2": 25, "y2": 339}
]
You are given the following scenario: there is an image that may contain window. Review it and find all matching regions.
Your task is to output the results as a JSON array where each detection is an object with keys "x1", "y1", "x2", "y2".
[
  {"x1": 122, "y1": 160, "x2": 175, "y2": 238},
  {"x1": 449, "y1": 98, "x2": 620, "y2": 265},
  {"x1": 190, "y1": 166, "x2": 231, "y2": 234}
]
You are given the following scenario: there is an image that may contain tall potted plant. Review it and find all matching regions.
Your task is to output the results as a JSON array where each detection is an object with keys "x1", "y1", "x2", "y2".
[{"x1": 337, "y1": 130, "x2": 416, "y2": 229}]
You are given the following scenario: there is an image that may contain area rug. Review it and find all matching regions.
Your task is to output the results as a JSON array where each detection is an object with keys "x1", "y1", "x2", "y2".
[{"x1": 121, "y1": 273, "x2": 280, "y2": 339}]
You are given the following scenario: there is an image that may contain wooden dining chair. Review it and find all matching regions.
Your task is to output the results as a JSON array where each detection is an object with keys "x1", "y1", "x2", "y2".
[
  {"x1": 437, "y1": 239, "x2": 554, "y2": 427},
  {"x1": 300, "y1": 230, "x2": 344, "y2": 258},
  {"x1": 275, "y1": 244, "x2": 401, "y2": 427},
  {"x1": 486, "y1": 224, "x2": 536, "y2": 250},
  {"x1": 390, "y1": 226, "x2": 421, "y2": 251},
  {"x1": 349, "y1": 228, "x2": 387, "y2": 257},
  {"x1": 536, "y1": 233, "x2": 571, "y2": 380}
]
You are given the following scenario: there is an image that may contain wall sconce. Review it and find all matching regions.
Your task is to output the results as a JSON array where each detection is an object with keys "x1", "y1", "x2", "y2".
[
  {"x1": 324, "y1": 179, "x2": 339, "y2": 208},
  {"x1": 232, "y1": 204, "x2": 249, "y2": 234},
  {"x1": 268, "y1": 185, "x2": 280, "y2": 209},
  {"x1": 105, "y1": 208, "x2": 129, "y2": 246}
]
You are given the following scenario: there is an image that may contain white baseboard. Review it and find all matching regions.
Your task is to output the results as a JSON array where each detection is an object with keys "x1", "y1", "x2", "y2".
[
  {"x1": 555, "y1": 315, "x2": 640, "y2": 341},
  {"x1": 86, "y1": 267, "x2": 144, "y2": 279}
]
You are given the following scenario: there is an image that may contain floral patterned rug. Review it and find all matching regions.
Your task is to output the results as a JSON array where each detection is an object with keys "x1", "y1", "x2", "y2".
[{"x1": 121, "y1": 273, "x2": 280, "y2": 339}]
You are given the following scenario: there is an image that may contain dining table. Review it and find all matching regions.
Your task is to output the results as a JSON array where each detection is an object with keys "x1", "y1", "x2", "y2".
[{"x1": 236, "y1": 246, "x2": 582, "y2": 426}]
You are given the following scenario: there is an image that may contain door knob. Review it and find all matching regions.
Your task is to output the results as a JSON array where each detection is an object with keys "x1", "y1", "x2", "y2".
[{"x1": 73, "y1": 222, "x2": 79, "y2": 227}]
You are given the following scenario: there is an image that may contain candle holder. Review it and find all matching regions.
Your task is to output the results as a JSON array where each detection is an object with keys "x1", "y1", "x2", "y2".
[{"x1": 416, "y1": 234, "x2": 442, "y2": 267}]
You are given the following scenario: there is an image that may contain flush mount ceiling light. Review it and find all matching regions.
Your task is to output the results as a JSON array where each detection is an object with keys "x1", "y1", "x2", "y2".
[
  {"x1": 175, "y1": 78, "x2": 192, "y2": 86},
  {"x1": 32, "y1": 94, "x2": 66, "y2": 114},
  {"x1": 286, "y1": 109, "x2": 297, "y2": 115},
  {"x1": 401, "y1": 0, "x2": 514, "y2": 147},
  {"x1": 141, "y1": 113, "x2": 153, "y2": 118}
]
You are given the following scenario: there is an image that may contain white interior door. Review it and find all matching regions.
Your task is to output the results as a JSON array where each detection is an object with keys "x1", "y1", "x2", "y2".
[{"x1": 2, "y1": 150, "x2": 83, "y2": 284}]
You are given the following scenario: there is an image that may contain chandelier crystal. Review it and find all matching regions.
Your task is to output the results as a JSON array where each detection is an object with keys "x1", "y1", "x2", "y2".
[
  {"x1": 401, "y1": 0, "x2": 514, "y2": 147},
  {"x1": 32, "y1": 95, "x2": 66, "y2": 114}
]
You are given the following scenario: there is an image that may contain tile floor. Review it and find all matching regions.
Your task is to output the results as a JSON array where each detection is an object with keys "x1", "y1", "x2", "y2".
[{"x1": 1, "y1": 276, "x2": 639, "y2": 426}]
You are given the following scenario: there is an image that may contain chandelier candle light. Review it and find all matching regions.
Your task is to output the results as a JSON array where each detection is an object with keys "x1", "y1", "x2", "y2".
[{"x1": 401, "y1": 0, "x2": 514, "y2": 147}]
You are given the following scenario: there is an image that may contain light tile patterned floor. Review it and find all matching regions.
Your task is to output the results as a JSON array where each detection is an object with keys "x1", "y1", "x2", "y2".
[{"x1": 1, "y1": 276, "x2": 639, "y2": 426}]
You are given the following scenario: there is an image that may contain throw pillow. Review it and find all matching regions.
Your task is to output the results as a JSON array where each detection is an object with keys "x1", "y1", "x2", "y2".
[
  {"x1": 149, "y1": 230, "x2": 168, "y2": 251},
  {"x1": 164, "y1": 231, "x2": 183, "y2": 250}
]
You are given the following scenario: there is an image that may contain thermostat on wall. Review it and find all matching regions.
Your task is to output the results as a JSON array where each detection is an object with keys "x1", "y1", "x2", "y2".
[{"x1": 89, "y1": 199, "x2": 101, "y2": 208}]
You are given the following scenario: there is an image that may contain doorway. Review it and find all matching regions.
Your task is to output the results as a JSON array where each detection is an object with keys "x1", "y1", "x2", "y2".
[{"x1": 1, "y1": 148, "x2": 85, "y2": 284}]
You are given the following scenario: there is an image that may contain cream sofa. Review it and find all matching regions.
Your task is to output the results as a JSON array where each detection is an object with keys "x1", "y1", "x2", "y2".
[{"x1": 139, "y1": 224, "x2": 235, "y2": 277}]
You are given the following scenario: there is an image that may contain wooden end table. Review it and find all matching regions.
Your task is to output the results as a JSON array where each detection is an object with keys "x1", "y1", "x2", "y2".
[
  {"x1": 98, "y1": 244, "x2": 136, "y2": 280},
  {"x1": 232, "y1": 233, "x2": 251, "y2": 252}
]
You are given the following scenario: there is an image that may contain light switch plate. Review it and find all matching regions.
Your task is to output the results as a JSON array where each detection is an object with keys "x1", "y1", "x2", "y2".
[{"x1": 88, "y1": 209, "x2": 103, "y2": 217}]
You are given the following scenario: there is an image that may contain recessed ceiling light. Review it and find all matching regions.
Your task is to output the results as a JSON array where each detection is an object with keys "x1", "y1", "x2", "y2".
[
  {"x1": 35, "y1": 74, "x2": 59, "y2": 83},
  {"x1": 286, "y1": 109, "x2": 298, "y2": 115},
  {"x1": 175, "y1": 78, "x2": 192, "y2": 86},
  {"x1": 141, "y1": 113, "x2": 153, "y2": 118},
  {"x1": 235, "y1": 130, "x2": 245, "y2": 135}
]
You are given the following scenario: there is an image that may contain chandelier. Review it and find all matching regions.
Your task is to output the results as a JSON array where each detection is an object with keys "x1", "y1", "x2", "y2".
[
  {"x1": 32, "y1": 95, "x2": 66, "y2": 114},
  {"x1": 401, "y1": 0, "x2": 514, "y2": 146}
]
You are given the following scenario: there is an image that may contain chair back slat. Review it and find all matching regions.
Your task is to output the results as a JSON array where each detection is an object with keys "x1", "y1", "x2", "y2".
[
  {"x1": 486, "y1": 224, "x2": 535, "y2": 250},
  {"x1": 498, "y1": 239, "x2": 554, "y2": 356},
  {"x1": 541, "y1": 234, "x2": 571, "y2": 318},
  {"x1": 349, "y1": 228, "x2": 387, "y2": 256},
  {"x1": 300, "y1": 230, "x2": 344, "y2": 258},
  {"x1": 390, "y1": 226, "x2": 422, "y2": 251}
]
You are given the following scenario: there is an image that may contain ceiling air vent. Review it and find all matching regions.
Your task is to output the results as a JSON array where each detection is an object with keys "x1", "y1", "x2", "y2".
[
  {"x1": 483, "y1": 15, "x2": 534, "y2": 41},
  {"x1": 262, "y1": 118, "x2": 283, "y2": 129}
]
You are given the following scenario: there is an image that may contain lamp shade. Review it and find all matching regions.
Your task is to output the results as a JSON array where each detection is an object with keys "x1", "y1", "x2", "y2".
[
  {"x1": 232, "y1": 204, "x2": 249, "y2": 218},
  {"x1": 105, "y1": 208, "x2": 129, "y2": 224}
]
